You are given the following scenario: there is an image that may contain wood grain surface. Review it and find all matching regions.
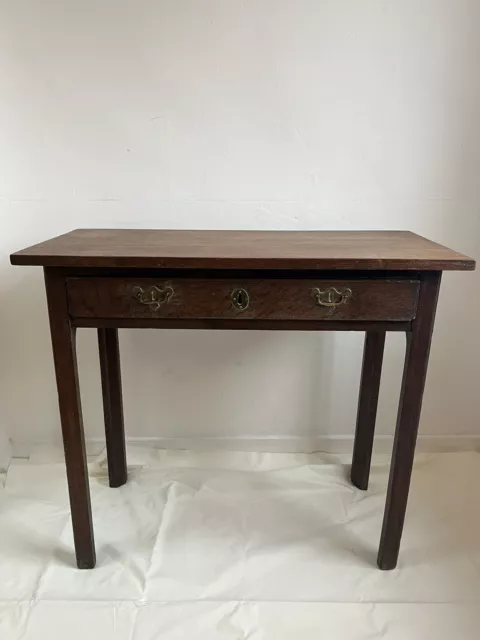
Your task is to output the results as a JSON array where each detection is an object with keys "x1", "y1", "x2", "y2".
[
  {"x1": 378, "y1": 271, "x2": 442, "y2": 570},
  {"x1": 44, "y1": 268, "x2": 96, "y2": 569},
  {"x1": 11, "y1": 229, "x2": 475, "y2": 270},
  {"x1": 66, "y1": 277, "x2": 420, "y2": 322}
]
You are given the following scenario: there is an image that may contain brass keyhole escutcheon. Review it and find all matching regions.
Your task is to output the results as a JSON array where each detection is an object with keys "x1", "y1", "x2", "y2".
[{"x1": 231, "y1": 288, "x2": 250, "y2": 312}]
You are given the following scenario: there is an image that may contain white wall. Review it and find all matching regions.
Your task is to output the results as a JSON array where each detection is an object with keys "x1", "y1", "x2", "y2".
[{"x1": 1, "y1": 0, "x2": 479, "y2": 455}]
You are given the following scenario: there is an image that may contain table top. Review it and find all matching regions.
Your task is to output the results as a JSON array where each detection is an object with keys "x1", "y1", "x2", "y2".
[{"x1": 10, "y1": 229, "x2": 475, "y2": 271}]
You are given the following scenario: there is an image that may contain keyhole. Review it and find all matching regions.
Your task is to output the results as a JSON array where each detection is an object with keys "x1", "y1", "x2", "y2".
[{"x1": 231, "y1": 288, "x2": 250, "y2": 311}]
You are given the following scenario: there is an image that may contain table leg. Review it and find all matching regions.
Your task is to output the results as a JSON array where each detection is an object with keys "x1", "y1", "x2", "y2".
[
  {"x1": 378, "y1": 272, "x2": 441, "y2": 570},
  {"x1": 98, "y1": 328, "x2": 127, "y2": 488},
  {"x1": 351, "y1": 331, "x2": 386, "y2": 490},
  {"x1": 44, "y1": 268, "x2": 95, "y2": 569}
]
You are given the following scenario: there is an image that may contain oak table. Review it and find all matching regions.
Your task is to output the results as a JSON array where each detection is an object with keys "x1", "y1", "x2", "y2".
[{"x1": 11, "y1": 229, "x2": 475, "y2": 570}]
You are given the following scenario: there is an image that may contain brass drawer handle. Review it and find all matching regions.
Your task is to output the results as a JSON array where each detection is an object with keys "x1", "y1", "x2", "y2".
[
  {"x1": 132, "y1": 285, "x2": 174, "y2": 311},
  {"x1": 231, "y1": 288, "x2": 250, "y2": 312},
  {"x1": 312, "y1": 286, "x2": 352, "y2": 307}
]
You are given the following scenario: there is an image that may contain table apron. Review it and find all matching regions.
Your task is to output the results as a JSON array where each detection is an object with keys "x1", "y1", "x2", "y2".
[
  {"x1": 71, "y1": 317, "x2": 411, "y2": 331},
  {"x1": 66, "y1": 276, "x2": 420, "y2": 325}
]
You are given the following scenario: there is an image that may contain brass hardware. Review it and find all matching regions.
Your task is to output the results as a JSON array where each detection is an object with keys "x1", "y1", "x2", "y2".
[
  {"x1": 231, "y1": 288, "x2": 250, "y2": 312},
  {"x1": 312, "y1": 287, "x2": 352, "y2": 307},
  {"x1": 132, "y1": 284, "x2": 174, "y2": 311}
]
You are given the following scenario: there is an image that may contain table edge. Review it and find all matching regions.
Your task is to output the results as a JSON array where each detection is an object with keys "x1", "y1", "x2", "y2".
[{"x1": 9, "y1": 254, "x2": 476, "y2": 271}]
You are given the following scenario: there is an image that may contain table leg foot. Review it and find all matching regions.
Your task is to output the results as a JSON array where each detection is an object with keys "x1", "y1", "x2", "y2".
[
  {"x1": 77, "y1": 555, "x2": 96, "y2": 570},
  {"x1": 377, "y1": 554, "x2": 397, "y2": 571}
]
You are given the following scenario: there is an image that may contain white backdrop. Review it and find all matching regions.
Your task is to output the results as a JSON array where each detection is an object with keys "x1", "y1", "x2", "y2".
[{"x1": 0, "y1": 0, "x2": 479, "y2": 458}]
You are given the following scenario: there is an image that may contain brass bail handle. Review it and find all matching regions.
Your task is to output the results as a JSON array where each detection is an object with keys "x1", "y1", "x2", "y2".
[
  {"x1": 312, "y1": 286, "x2": 352, "y2": 307},
  {"x1": 132, "y1": 284, "x2": 174, "y2": 311}
]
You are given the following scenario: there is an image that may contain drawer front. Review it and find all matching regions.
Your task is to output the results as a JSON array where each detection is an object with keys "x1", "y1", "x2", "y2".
[{"x1": 67, "y1": 277, "x2": 419, "y2": 322}]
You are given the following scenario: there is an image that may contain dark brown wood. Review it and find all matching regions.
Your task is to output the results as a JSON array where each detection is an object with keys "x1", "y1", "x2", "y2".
[
  {"x1": 53, "y1": 266, "x2": 426, "y2": 280},
  {"x1": 67, "y1": 277, "x2": 420, "y2": 322},
  {"x1": 98, "y1": 328, "x2": 127, "y2": 488},
  {"x1": 378, "y1": 271, "x2": 442, "y2": 570},
  {"x1": 351, "y1": 331, "x2": 386, "y2": 490},
  {"x1": 10, "y1": 229, "x2": 475, "y2": 271},
  {"x1": 73, "y1": 317, "x2": 411, "y2": 331},
  {"x1": 44, "y1": 267, "x2": 95, "y2": 569},
  {"x1": 10, "y1": 232, "x2": 473, "y2": 571}
]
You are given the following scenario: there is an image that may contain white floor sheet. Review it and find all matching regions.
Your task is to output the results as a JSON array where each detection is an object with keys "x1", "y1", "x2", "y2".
[{"x1": 1, "y1": 448, "x2": 479, "y2": 639}]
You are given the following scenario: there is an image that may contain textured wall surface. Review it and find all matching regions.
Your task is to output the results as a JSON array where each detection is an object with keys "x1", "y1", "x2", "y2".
[{"x1": 0, "y1": 1, "x2": 479, "y2": 451}]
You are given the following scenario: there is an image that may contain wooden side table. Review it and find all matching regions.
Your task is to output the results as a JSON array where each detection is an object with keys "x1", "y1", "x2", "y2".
[{"x1": 11, "y1": 229, "x2": 475, "y2": 570}]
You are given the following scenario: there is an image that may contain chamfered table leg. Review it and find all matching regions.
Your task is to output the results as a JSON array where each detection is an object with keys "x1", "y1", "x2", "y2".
[
  {"x1": 44, "y1": 268, "x2": 96, "y2": 569},
  {"x1": 98, "y1": 328, "x2": 127, "y2": 488},
  {"x1": 378, "y1": 272, "x2": 441, "y2": 570},
  {"x1": 351, "y1": 330, "x2": 386, "y2": 490}
]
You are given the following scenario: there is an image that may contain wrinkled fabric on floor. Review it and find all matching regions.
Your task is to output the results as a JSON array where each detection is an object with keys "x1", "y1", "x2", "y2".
[{"x1": 0, "y1": 448, "x2": 480, "y2": 639}]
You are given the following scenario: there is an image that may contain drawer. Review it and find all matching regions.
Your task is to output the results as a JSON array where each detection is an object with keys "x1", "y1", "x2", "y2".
[{"x1": 67, "y1": 277, "x2": 419, "y2": 322}]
